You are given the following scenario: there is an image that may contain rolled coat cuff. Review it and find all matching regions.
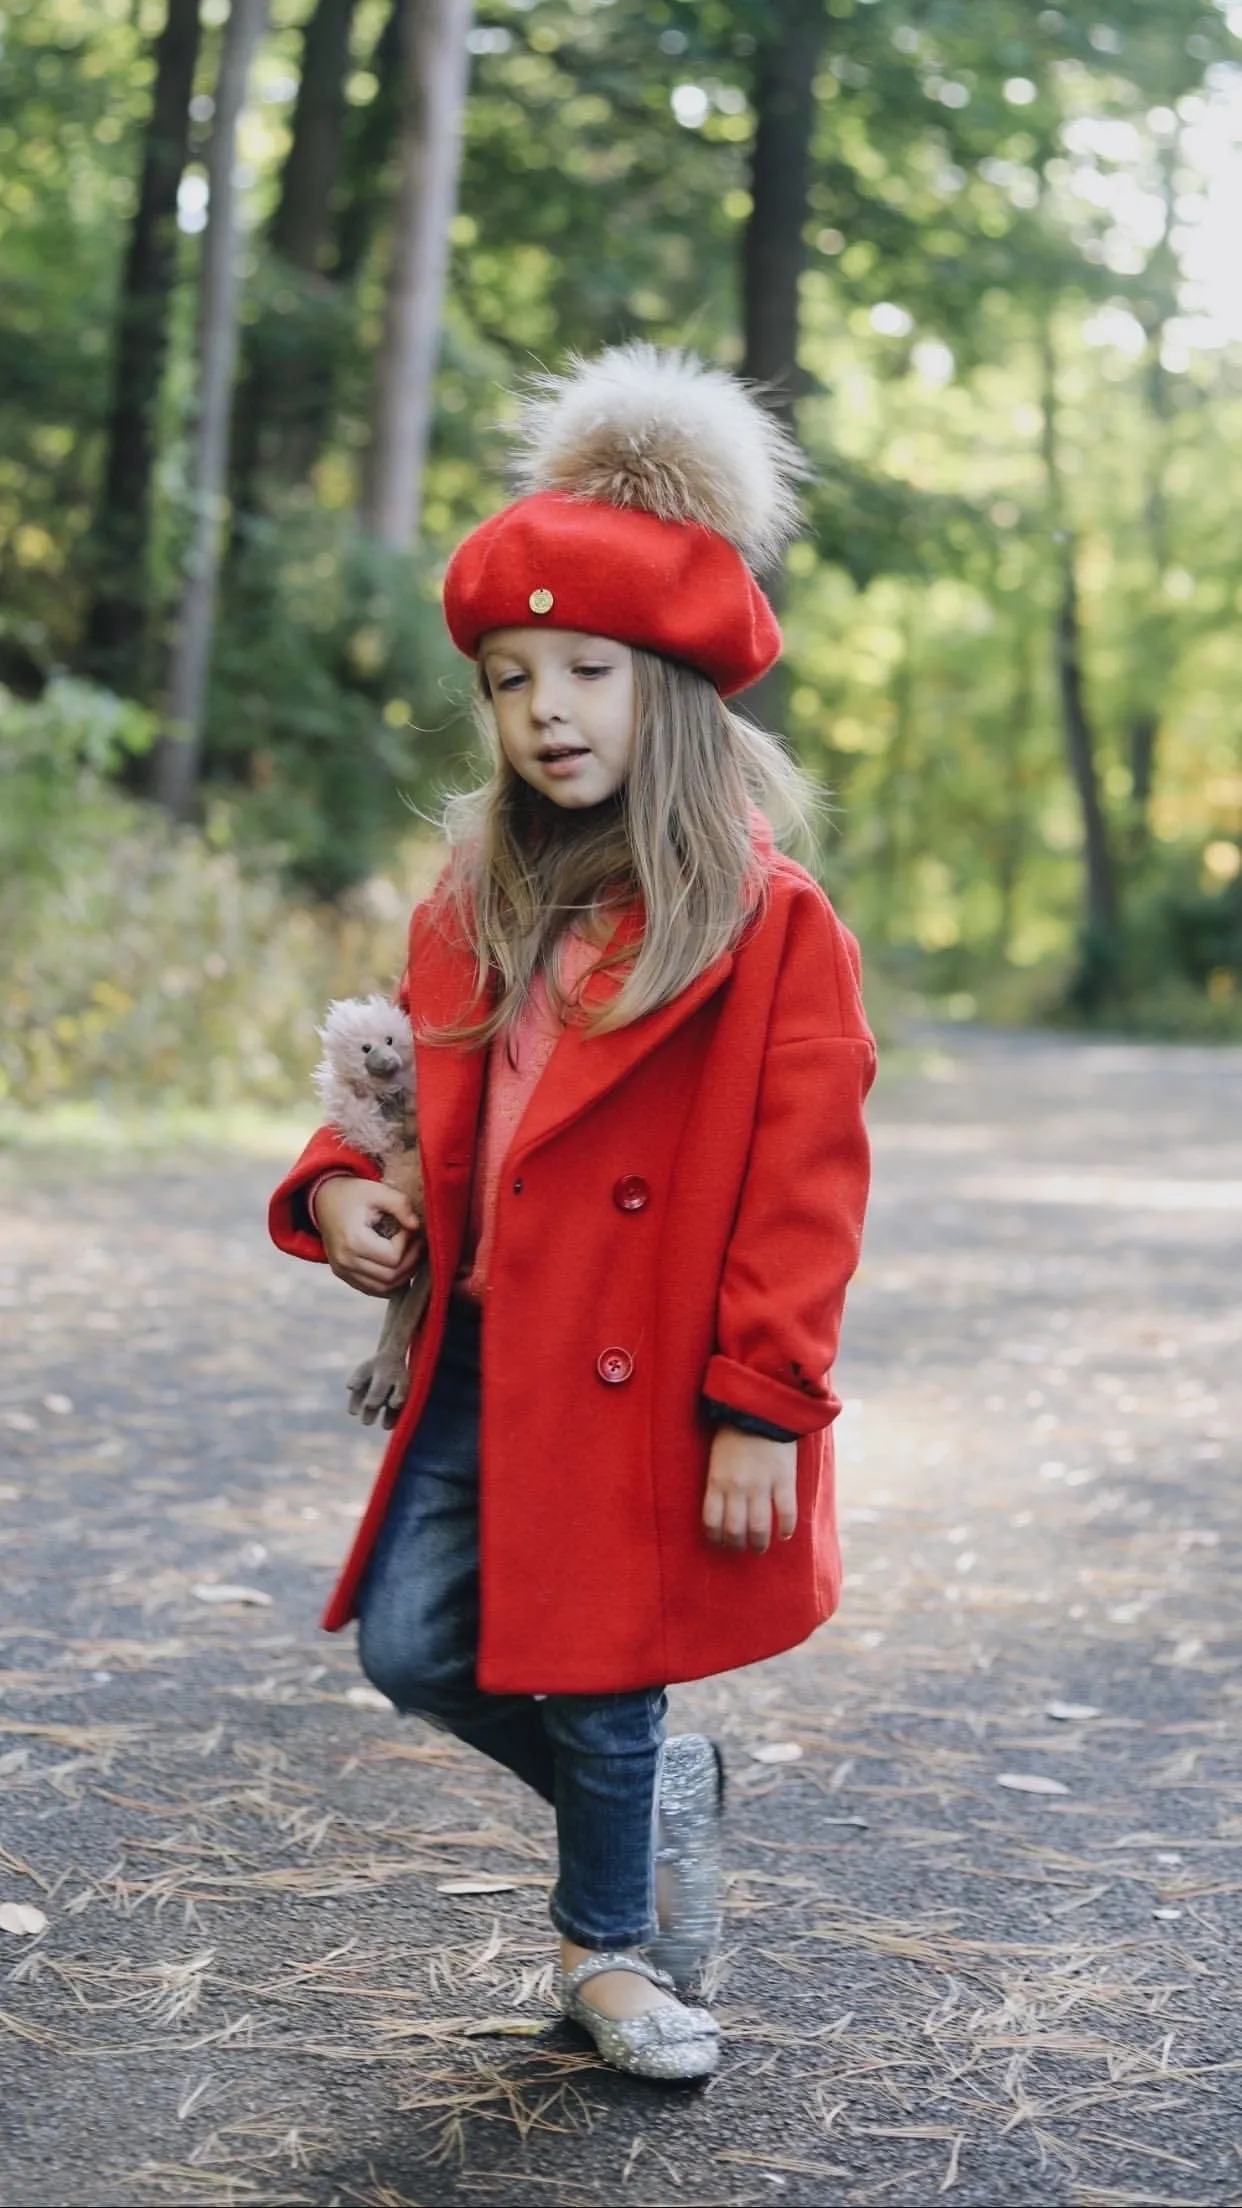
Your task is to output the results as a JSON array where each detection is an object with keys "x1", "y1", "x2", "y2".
[
  {"x1": 269, "y1": 1128, "x2": 383, "y2": 1262},
  {"x1": 701, "y1": 1352, "x2": 836, "y2": 1439}
]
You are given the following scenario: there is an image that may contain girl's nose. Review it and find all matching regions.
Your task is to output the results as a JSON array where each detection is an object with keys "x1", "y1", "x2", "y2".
[{"x1": 529, "y1": 676, "x2": 567, "y2": 726}]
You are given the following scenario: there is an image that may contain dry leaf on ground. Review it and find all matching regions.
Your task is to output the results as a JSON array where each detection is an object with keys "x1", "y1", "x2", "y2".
[
  {"x1": 0, "y1": 1902, "x2": 48, "y2": 1937},
  {"x1": 996, "y1": 1772, "x2": 1071, "y2": 1796},
  {"x1": 436, "y1": 1878, "x2": 521, "y2": 1896},
  {"x1": 190, "y1": 1584, "x2": 272, "y2": 1607}
]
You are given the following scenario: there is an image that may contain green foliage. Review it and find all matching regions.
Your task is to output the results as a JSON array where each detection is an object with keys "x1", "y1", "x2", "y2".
[
  {"x1": 1051, "y1": 872, "x2": 1242, "y2": 1037},
  {"x1": 3, "y1": 0, "x2": 1242, "y2": 1059},
  {"x1": 1164, "y1": 875, "x2": 1242, "y2": 989},
  {"x1": 455, "y1": 2, "x2": 747, "y2": 357},
  {"x1": 207, "y1": 514, "x2": 470, "y2": 896},
  {"x1": 0, "y1": 675, "x2": 155, "y2": 884},
  {"x1": 0, "y1": 676, "x2": 431, "y2": 1108},
  {"x1": 0, "y1": 0, "x2": 153, "y2": 643}
]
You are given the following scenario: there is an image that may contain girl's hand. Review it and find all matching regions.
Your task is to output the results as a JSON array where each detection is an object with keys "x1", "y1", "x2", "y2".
[
  {"x1": 316, "y1": 1176, "x2": 423, "y2": 1298},
  {"x1": 702, "y1": 1428, "x2": 798, "y2": 1553}
]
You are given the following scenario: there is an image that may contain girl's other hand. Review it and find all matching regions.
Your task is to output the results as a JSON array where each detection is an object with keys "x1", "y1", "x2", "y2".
[
  {"x1": 316, "y1": 1176, "x2": 423, "y2": 1298},
  {"x1": 702, "y1": 1428, "x2": 798, "y2": 1553}
]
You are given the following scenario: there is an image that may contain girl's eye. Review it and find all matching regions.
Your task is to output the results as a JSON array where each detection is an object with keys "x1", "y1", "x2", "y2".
[
  {"x1": 574, "y1": 663, "x2": 611, "y2": 680},
  {"x1": 495, "y1": 672, "x2": 526, "y2": 691}
]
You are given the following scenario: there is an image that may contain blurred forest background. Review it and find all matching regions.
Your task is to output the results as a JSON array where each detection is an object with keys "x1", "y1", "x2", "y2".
[{"x1": 5, "y1": 0, "x2": 1242, "y2": 1115}]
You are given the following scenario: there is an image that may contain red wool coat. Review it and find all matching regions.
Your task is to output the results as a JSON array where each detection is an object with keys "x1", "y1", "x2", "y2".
[{"x1": 268, "y1": 842, "x2": 875, "y2": 1694}]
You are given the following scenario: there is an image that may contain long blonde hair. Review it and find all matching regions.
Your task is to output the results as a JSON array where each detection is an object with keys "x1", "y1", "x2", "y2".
[{"x1": 436, "y1": 648, "x2": 817, "y2": 1043}]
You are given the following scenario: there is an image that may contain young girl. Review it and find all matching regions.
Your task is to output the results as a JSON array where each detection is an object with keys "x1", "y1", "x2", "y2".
[{"x1": 269, "y1": 347, "x2": 875, "y2": 2081}]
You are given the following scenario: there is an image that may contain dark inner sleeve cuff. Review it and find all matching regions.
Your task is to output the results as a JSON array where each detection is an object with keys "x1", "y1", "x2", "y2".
[{"x1": 702, "y1": 1395, "x2": 800, "y2": 1444}]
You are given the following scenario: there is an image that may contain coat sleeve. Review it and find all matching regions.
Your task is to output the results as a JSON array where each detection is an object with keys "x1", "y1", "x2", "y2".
[
  {"x1": 701, "y1": 886, "x2": 876, "y2": 1437},
  {"x1": 267, "y1": 969, "x2": 410, "y2": 1264}
]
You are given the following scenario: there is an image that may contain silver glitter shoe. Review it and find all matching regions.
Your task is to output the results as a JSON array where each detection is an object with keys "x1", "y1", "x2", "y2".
[
  {"x1": 646, "y1": 1734, "x2": 725, "y2": 1991},
  {"x1": 558, "y1": 1952, "x2": 721, "y2": 2080}
]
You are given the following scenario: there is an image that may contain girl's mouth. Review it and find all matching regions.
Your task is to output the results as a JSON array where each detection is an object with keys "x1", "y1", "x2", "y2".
[{"x1": 537, "y1": 745, "x2": 590, "y2": 775}]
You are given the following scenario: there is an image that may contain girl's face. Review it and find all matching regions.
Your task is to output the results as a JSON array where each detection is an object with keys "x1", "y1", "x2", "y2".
[{"x1": 480, "y1": 628, "x2": 636, "y2": 810}]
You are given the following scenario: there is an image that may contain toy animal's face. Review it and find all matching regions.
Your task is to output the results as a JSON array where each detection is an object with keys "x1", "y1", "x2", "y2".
[
  {"x1": 352, "y1": 1029, "x2": 408, "y2": 1092},
  {"x1": 320, "y1": 996, "x2": 415, "y2": 1100}
]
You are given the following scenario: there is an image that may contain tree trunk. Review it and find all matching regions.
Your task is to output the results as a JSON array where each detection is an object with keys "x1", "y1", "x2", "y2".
[
  {"x1": 1053, "y1": 542, "x2": 1117, "y2": 939},
  {"x1": 359, "y1": 0, "x2": 474, "y2": 551},
  {"x1": 80, "y1": 0, "x2": 203, "y2": 696},
  {"x1": 230, "y1": 0, "x2": 360, "y2": 515},
  {"x1": 741, "y1": 1, "x2": 824, "y2": 419},
  {"x1": 1040, "y1": 330, "x2": 1117, "y2": 951},
  {"x1": 736, "y1": 2, "x2": 824, "y2": 727},
  {"x1": 332, "y1": 0, "x2": 407, "y2": 286},
  {"x1": 994, "y1": 604, "x2": 1034, "y2": 960},
  {"x1": 1128, "y1": 709, "x2": 1158, "y2": 827},
  {"x1": 156, "y1": 0, "x2": 270, "y2": 818},
  {"x1": 232, "y1": 0, "x2": 406, "y2": 505},
  {"x1": 1124, "y1": 152, "x2": 1175, "y2": 863},
  {"x1": 271, "y1": 0, "x2": 359, "y2": 270},
  {"x1": 1125, "y1": 321, "x2": 1172, "y2": 859}
]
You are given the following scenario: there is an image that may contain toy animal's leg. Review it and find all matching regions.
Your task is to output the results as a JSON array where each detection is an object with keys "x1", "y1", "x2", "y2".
[{"x1": 347, "y1": 1268, "x2": 433, "y2": 1428}]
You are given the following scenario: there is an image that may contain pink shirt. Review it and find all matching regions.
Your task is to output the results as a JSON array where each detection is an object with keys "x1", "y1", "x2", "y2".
[{"x1": 461, "y1": 933, "x2": 598, "y2": 1299}]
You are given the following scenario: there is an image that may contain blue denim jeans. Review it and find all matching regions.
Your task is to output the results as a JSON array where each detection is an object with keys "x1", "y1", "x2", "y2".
[{"x1": 355, "y1": 1300, "x2": 667, "y2": 1949}]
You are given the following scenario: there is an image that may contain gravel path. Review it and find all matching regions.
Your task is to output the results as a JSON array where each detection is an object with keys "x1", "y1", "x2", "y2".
[{"x1": 2, "y1": 1032, "x2": 1240, "y2": 2208}]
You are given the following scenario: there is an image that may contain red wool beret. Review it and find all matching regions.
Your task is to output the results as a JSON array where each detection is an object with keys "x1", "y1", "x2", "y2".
[{"x1": 442, "y1": 490, "x2": 782, "y2": 697}]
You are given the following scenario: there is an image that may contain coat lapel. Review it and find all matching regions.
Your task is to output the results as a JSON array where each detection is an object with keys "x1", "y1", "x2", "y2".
[
  {"x1": 407, "y1": 887, "x2": 738, "y2": 1188},
  {"x1": 511, "y1": 942, "x2": 735, "y2": 1164}
]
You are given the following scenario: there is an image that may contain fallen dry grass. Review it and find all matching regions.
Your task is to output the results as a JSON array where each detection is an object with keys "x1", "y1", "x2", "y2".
[{"x1": 3, "y1": 1035, "x2": 1241, "y2": 2203}]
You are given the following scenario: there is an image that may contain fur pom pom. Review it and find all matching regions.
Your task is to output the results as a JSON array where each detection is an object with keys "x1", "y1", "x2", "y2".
[
  {"x1": 313, "y1": 995, "x2": 415, "y2": 1166},
  {"x1": 511, "y1": 344, "x2": 805, "y2": 572}
]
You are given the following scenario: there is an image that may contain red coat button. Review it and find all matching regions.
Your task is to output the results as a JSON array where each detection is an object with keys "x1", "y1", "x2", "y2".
[
  {"x1": 613, "y1": 1175, "x2": 650, "y2": 1213},
  {"x1": 596, "y1": 1346, "x2": 634, "y2": 1385}
]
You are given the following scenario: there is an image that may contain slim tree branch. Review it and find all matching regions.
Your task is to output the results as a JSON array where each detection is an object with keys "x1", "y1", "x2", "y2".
[
  {"x1": 1040, "y1": 325, "x2": 1117, "y2": 944},
  {"x1": 359, "y1": 0, "x2": 474, "y2": 551},
  {"x1": 157, "y1": 0, "x2": 270, "y2": 817},
  {"x1": 81, "y1": 0, "x2": 204, "y2": 697}
]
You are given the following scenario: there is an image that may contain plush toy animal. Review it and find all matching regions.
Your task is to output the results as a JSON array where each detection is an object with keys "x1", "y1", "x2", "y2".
[{"x1": 313, "y1": 995, "x2": 431, "y2": 1429}]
